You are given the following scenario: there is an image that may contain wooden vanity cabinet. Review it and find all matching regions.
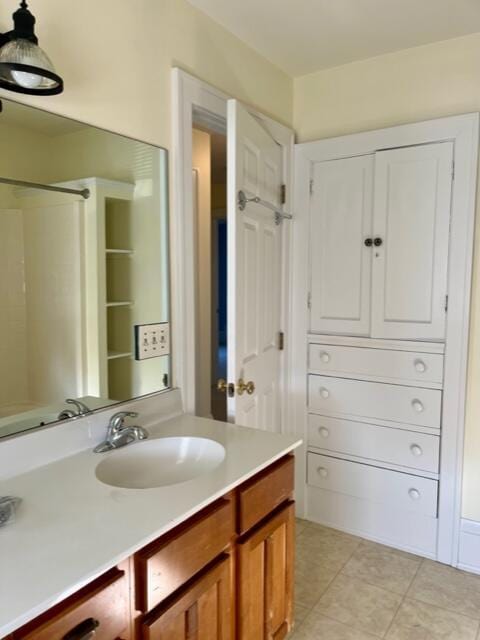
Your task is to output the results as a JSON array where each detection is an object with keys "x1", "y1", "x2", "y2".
[
  {"x1": 141, "y1": 555, "x2": 233, "y2": 640},
  {"x1": 7, "y1": 455, "x2": 295, "y2": 640},
  {"x1": 237, "y1": 503, "x2": 294, "y2": 640}
]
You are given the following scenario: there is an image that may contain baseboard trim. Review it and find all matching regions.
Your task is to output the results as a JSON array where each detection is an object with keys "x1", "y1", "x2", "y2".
[{"x1": 458, "y1": 519, "x2": 480, "y2": 574}]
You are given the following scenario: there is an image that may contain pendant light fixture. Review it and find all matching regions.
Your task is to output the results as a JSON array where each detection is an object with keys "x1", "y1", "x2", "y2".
[{"x1": 0, "y1": 1, "x2": 63, "y2": 95}]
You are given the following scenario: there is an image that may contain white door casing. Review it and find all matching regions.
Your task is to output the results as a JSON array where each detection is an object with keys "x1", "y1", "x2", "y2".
[
  {"x1": 371, "y1": 142, "x2": 453, "y2": 341},
  {"x1": 310, "y1": 155, "x2": 374, "y2": 336},
  {"x1": 227, "y1": 99, "x2": 283, "y2": 431}
]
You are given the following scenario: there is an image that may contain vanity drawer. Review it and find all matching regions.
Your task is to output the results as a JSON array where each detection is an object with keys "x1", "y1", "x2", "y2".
[
  {"x1": 237, "y1": 455, "x2": 294, "y2": 535},
  {"x1": 308, "y1": 415, "x2": 440, "y2": 473},
  {"x1": 308, "y1": 343, "x2": 444, "y2": 387},
  {"x1": 135, "y1": 497, "x2": 234, "y2": 612},
  {"x1": 307, "y1": 452, "x2": 438, "y2": 517},
  {"x1": 308, "y1": 375, "x2": 442, "y2": 428},
  {"x1": 13, "y1": 568, "x2": 129, "y2": 640}
]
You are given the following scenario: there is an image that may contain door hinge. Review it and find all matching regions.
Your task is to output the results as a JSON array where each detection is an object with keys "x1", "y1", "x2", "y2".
[
  {"x1": 280, "y1": 184, "x2": 286, "y2": 205},
  {"x1": 278, "y1": 331, "x2": 285, "y2": 351},
  {"x1": 445, "y1": 295, "x2": 449, "y2": 312},
  {"x1": 309, "y1": 179, "x2": 314, "y2": 196},
  {"x1": 307, "y1": 292, "x2": 312, "y2": 309}
]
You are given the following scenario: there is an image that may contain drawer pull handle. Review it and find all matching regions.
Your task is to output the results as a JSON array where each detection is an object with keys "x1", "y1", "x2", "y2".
[
  {"x1": 319, "y1": 387, "x2": 330, "y2": 399},
  {"x1": 63, "y1": 618, "x2": 100, "y2": 640},
  {"x1": 410, "y1": 444, "x2": 423, "y2": 457},
  {"x1": 414, "y1": 359, "x2": 427, "y2": 373},
  {"x1": 411, "y1": 399, "x2": 424, "y2": 413},
  {"x1": 317, "y1": 466, "x2": 329, "y2": 478},
  {"x1": 319, "y1": 427, "x2": 330, "y2": 438},
  {"x1": 319, "y1": 351, "x2": 331, "y2": 363},
  {"x1": 408, "y1": 488, "x2": 421, "y2": 501}
]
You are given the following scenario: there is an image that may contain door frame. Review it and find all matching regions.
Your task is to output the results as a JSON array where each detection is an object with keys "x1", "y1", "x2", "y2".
[
  {"x1": 171, "y1": 68, "x2": 294, "y2": 435},
  {"x1": 293, "y1": 113, "x2": 479, "y2": 564}
]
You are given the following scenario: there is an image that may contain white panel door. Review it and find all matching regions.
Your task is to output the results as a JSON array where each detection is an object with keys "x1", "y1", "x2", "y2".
[
  {"x1": 371, "y1": 142, "x2": 453, "y2": 340},
  {"x1": 227, "y1": 99, "x2": 283, "y2": 431},
  {"x1": 310, "y1": 155, "x2": 374, "y2": 336}
]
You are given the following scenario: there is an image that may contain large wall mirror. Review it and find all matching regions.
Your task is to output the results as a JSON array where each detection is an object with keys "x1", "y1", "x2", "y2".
[{"x1": 0, "y1": 98, "x2": 170, "y2": 439}]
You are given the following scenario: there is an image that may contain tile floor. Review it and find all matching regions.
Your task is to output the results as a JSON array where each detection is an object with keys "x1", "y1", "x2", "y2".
[{"x1": 290, "y1": 519, "x2": 480, "y2": 639}]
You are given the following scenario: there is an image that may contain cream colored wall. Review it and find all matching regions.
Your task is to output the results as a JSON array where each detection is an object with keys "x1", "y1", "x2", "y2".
[
  {"x1": 192, "y1": 129, "x2": 212, "y2": 418},
  {"x1": 0, "y1": 0, "x2": 292, "y2": 149},
  {"x1": 293, "y1": 32, "x2": 480, "y2": 522}
]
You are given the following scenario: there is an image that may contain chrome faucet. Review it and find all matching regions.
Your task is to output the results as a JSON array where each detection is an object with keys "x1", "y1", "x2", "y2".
[
  {"x1": 93, "y1": 411, "x2": 148, "y2": 453},
  {"x1": 58, "y1": 398, "x2": 92, "y2": 421}
]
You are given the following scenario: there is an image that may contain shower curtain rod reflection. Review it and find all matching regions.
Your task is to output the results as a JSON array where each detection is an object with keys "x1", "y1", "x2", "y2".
[{"x1": 0, "y1": 176, "x2": 90, "y2": 199}]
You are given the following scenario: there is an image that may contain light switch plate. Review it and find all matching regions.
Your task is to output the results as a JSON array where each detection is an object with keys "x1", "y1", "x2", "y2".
[{"x1": 135, "y1": 322, "x2": 170, "y2": 360}]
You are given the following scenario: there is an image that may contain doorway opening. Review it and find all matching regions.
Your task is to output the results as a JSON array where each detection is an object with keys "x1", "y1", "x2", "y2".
[{"x1": 192, "y1": 124, "x2": 227, "y2": 421}]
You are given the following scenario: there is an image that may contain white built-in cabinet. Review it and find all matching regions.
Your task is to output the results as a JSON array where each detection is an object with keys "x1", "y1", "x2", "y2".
[
  {"x1": 310, "y1": 142, "x2": 453, "y2": 341},
  {"x1": 305, "y1": 138, "x2": 456, "y2": 558}
]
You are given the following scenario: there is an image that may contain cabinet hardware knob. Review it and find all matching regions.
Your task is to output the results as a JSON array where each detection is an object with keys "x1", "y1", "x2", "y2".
[
  {"x1": 319, "y1": 387, "x2": 330, "y2": 399},
  {"x1": 411, "y1": 399, "x2": 424, "y2": 413},
  {"x1": 364, "y1": 237, "x2": 373, "y2": 247},
  {"x1": 317, "y1": 467, "x2": 328, "y2": 478},
  {"x1": 319, "y1": 351, "x2": 331, "y2": 363},
  {"x1": 408, "y1": 488, "x2": 421, "y2": 501},
  {"x1": 373, "y1": 237, "x2": 383, "y2": 247},
  {"x1": 63, "y1": 618, "x2": 100, "y2": 640},
  {"x1": 414, "y1": 359, "x2": 427, "y2": 373},
  {"x1": 319, "y1": 427, "x2": 330, "y2": 438},
  {"x1": 410, "y1": 444, "x2": 423, "y2": 457}
]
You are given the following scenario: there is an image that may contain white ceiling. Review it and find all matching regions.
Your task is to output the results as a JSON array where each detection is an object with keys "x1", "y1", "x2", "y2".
[{"x1": 188, "y1": 0, "x2": 480, "y2": 76}]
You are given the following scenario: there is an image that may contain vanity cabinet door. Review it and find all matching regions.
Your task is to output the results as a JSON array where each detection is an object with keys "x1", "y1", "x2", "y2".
[
  {"x1": 141, "y1": 555, "x2": 233, "y2": 640},
  {"x1": 237, "y1": 502, "x2": 294, "y2": 640}
]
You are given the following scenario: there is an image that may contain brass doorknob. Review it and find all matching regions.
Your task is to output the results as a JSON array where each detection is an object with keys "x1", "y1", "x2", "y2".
[
  {"x1": 217, "y1": 379, "x2": 235, "y2": 397},
  {"x1": 237, "y1": 378, "x2": 255, "y2": 396}
]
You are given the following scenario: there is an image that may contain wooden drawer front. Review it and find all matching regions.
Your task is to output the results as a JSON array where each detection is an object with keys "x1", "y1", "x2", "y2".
[
  {"x1": 135, "y1": 498, "x2": 234, "y2": 612},
  {"x1": 141, "y1": 555, "x2": 233, "y2": 640},
  {"x1": 15, "y1": 569, "x2": 129, "y2": 640},
  {"x1": 309, "y1": 343, "x2": 444, "y2": 387},
  {"x1": 308, "y1": 375, "x2": 442, "y2": 429},
  {"x1": 237, "y1": 456, "x2": 294, "y2": 535},
  {"x1": 308, "y1": 415, "x2": 440, "y2": 474},
  {"x1": 237, "y1": 503, "x2": 294, "y2": 640},
  {"x1": 307, "y1": 452, "x2": 438, "y2": 517}
]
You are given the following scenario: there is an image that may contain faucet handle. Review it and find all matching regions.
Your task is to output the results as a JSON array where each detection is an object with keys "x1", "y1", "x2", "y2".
[{"x1": 109, "y1": 411, "x2": 138, "y2": 432}]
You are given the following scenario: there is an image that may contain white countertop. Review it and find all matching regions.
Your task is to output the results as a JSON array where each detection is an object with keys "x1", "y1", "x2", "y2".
[{"x1": 0, "y1": 414, "x2": 301, "y2": 637}]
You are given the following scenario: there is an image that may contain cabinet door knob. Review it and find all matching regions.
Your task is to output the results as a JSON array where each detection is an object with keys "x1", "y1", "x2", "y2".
[
  {"x1": 319, "y1": 427, "x2": 330, "y2": 438},
  {"x1": 317, "y1": 466, "x2": 328, "y2": 478},
  {"x1": 411, "y1": 399, "x2": 424, "y2": 413},
  {"x1": 414, "y1": 359, "x2": 427, "y2": 373},
  {"x1": 319, "y1": 387, "x2": 330, "y2": 399},
  {"x1": 319, "y1": 351, "x2": 331, "y2": 363},
  {"x1": 410, "y1": 444, "x2": 423, "y2": 457},
  {"x1": 373, "y1": 237, "x2": 383, "y2": 247},
  {"x1": 364, "y1": 237, "x2": 373, "y2": 247},
  {"x1": 408, "y1": 488, "x2": 421, "y2": 501}
]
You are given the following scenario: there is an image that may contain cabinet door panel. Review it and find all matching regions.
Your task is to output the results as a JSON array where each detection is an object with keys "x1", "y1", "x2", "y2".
[
  {"x1": 372, "y1": 142, "x2": 453, "y2": 340},
  {"x1": 237, "y1": 502, "x2": 294, "y2": 640},
  {"x1": 310, "y1": 155, "x2": 374, "y2": 335},
  {"x1": 142, "y1": 556, "x2": 233, "y2": 640}
]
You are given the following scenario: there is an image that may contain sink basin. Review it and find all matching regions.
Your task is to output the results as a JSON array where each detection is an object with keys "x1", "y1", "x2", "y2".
[{"x1": 95, "y1": 436, "x2": 226, "y2": 489}]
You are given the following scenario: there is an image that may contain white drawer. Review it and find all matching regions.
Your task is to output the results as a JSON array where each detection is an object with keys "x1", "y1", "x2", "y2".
[
  {"x1": 308, "y1": 375, "x2": 442, "y2": 429},
  {"x1": 308, "y1": 415, "x2": 440, "y2": 473},
  {"x1": 309, "y1": 344, "x2": 443, "y2": 387},
  {"x1": 307, "y1": 452, "x2": 438, "y2": 517}
]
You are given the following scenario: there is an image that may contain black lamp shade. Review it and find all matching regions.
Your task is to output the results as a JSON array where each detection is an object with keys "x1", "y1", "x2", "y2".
[{"x1": 0, "y1": 2, "x2": 63, "y2": 95}]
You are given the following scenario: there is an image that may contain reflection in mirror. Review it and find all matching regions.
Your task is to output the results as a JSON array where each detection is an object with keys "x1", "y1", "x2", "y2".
[{"x1": 0, "y1": 98, "x2": 170, "y2": 439}]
